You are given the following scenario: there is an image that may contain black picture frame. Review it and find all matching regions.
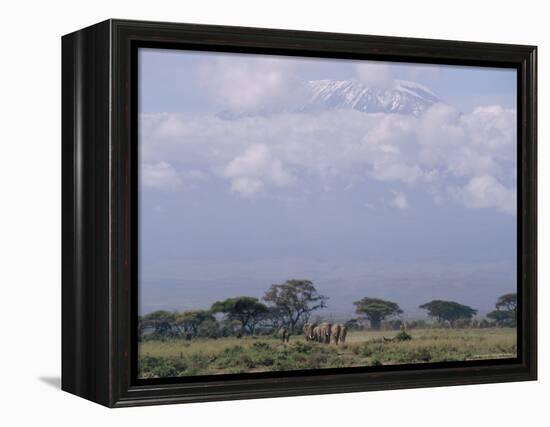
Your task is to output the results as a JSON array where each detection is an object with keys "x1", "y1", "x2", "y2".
[{"x1": 62, "y1": 19, "x2": 537, "y2": 408}]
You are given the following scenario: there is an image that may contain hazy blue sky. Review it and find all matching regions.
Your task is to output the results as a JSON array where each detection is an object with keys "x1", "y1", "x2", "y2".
[{"x1": 138, "y1": 48, "x2": 517, "y2": 318}]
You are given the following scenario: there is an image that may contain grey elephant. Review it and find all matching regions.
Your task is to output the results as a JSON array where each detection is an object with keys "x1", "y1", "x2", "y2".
[
  {"x1": 312, "y1": 325, "x2": 322, "y2": 342},
  {"x1": 278, "y1": 327, "x2": 290, "y2": 343},
  {"x1": 319, "y1": 322, "x2": 332, "y2": 344},
  {"x1": 339, "y1": 325, "x2": 347, "y2": 344},
  {"x1": 303, "y1": 322, "x2": 317, "y2": 341},
  {"x1": 303, "y1": 322, "x2": 311, "y2": 341},
  {"x1": 331, "y1": 323, "x2": 342, "y2": 344}
]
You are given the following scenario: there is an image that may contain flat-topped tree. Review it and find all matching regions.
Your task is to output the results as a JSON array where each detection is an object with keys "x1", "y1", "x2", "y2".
[
  {"x1": 263, "y1": 280, "x2": 328, "y2": 332},
  {"x1": 141, "y1": 310, "x2": 179, "y2": 337},
  {"x1": 419, "y1": 300, "x2": 477, "y2": 327},
  {"x1": 496, "y1": 293, "x2": 517, "y2": 314},
  {"x1": 211, "y1": 296, "x2": 268, "y2": 335},
  {"x1": 353, "y1": 297, "x2": 403, "y2": 330},
  {"x1": 486, "y1": 309, "x2": 515, "y2": 326},
  {"x1": 175, "y1": 310, "x2": 215, "y2": 338},
  {"x1": 487, "y1": 293, "x2": 517, "y2": 327}
]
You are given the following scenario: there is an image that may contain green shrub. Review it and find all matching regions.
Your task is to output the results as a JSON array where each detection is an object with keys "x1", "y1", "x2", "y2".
[
  {"x1": 394, "y1": 330, "x2": 413, "y2": 341},
  {"x1": 361, "y1": 345, "x2": 374, "y2": 357},
  {"x1": 292, "y1": 341, "x2": 316, "y2": 354},
  {"x1": 139, "y1": 356, "x2": 190, "y2": 378},
  {"x1": 252, "y1": 341, "x2": 271, "y2": 351}
]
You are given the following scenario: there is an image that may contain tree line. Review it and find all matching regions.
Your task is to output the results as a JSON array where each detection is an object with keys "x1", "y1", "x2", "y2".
[{"x1": 138, "y1": 279, "x2": 517, "y2": 340}]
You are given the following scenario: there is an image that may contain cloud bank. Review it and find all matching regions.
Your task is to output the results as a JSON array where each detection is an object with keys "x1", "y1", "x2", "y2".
[
  {"x1": 197, "y1": 56, "x2": 307, "y2": 113},
  {"x1": 140, "y1": 100, "x2": 516, "y2": 214},
  {"x1": 141, "y1": 161, "x2": 182, "y2": 190}
]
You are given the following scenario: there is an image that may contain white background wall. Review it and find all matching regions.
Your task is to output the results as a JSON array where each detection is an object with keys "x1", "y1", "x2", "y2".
[{"x1": 0, "y1": 0, "x2": 545, "y2": 424}]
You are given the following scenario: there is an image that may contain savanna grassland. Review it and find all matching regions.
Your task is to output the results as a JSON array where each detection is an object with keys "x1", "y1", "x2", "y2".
[{"x1": 138, "y1": 327, "x2": 516, "y2": 378}]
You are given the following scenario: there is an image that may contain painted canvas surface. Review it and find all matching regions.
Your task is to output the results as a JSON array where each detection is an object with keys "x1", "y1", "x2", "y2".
[{"x1": 137, "y1": 48, "x2": 517, "y2": 378}]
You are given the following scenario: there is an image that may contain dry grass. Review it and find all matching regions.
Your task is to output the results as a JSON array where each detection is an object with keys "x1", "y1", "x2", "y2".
[{"x1": 138, "y1": 327, "x2": 517, "y2": 378}]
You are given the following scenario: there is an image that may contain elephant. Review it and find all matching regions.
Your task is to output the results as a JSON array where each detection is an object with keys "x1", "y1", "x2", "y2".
[
  {"x1": 278, "y1": 327, "x2": 290, "y2": 343},
  {"x1": 303, "y1": 322, "x2": 317, "y2": 341},
  {"x1": 331, "y1": 323, "x2": 342, "y2": 344},
  {"x1": 319, "y1": 322, "x2": 332, "y2": 344},
  {"x1": 339, "y1": 326, "x2": 347, "y2": 344},
  {"x1": 312, "y1": 325, "x2": 322, "y2": 342},
  {"x1": 303, "y1": 322, "x2": 312, "y2": 341}
]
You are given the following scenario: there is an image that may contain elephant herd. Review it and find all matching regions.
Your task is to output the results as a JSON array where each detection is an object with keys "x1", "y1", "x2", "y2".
[
  {"x1": 304, "y1": 322, "x2": 347, "y2": 345},
  {"x1": 278, "y1": 322, "x2": 347, "y2": 344}
]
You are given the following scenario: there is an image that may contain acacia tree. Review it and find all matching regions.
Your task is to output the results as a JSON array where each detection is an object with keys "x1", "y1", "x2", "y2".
[
  {"x1": 353, "y1": 297, "x2": 403, "y2": 330},
  {"x1": 487, "y1": 293, "x2": 517, "y2": 326},
  {"x1": 262, "y1": 306, "x2": 286, "y2": 330},
  {"x1": 486, "y1": 309, "x2": 515, "y2": 326},
  {"x1": 210, "y1": 296, "x2": 269, "y2": 335},
  {"x1": 419, "y1": 300, "x2": 477, "y2": 327},
  {"x1": 263, "y1": 280, "x2": 328, "y2": 332},
  {"x1": 175, "y1": 310, "x2": 216, "y2": 338},
  {"x1": 141, "y1": 310, "x2": 179, "y2": 337},
  {"x1": 496, "y1": 293, "x2": 517, "y2": 314}
]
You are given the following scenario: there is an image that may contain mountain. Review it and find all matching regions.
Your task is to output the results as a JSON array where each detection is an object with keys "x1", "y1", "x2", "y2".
[
  {"x1": 303, "y1": 79, "x2": 440, "y2": 115},
  {"x1": 216, "y1": 79, "x2": 440, "y2": 119}
]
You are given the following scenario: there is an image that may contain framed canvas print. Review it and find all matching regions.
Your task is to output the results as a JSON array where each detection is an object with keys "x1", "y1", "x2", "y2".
[{"x1": 62, "y1": 19, "x2": 537, "y2": 407}]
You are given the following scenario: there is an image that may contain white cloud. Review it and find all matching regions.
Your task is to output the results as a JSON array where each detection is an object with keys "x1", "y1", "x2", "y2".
[
  {"x1": 450, "y1": 175, "x2": 516, "y2": 214},
  {"x1": 222, "y1": 144, "x2": 293, "y2": 197},
  {"x1": 139, "y1": 101, "x2": 516, "y2": 212},
  {"x1": 417, "y1": 103, "x2": 516, "y2": 179},
  {"x1": 141, "y1": 161, "x2": 182, "y2": 190},
  {"x1": 198, "y1": 57, "x2": 307, "y2": 112},
  {"x1": 224, "y1": 144, "x2": 270, "y2": 178},
  {"x1": 371, "y1": 161, "x2": 422, "y2": 184},
  {"x1": 354, "y1": 61, "x2": 395, "y2": 89},
  {"x1": 230, "y1": 177, "x2": 264, "y2": 197},
  {"x1": 391, "y1": 191, "x2": 409, "y2": 209}
]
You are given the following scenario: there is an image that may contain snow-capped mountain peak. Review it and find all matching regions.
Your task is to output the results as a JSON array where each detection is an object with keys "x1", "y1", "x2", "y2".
[
  {"x1": 393, "y1": 80, "x2": 439, "y2": 101},
  {"x1": 305, "y1": 78, "x2": 440, "y2": 115},
  {"x1": 216, "y1": 78, "x2": 440, "y2": 120}
]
